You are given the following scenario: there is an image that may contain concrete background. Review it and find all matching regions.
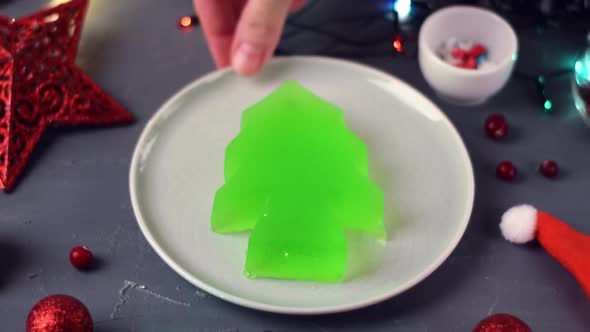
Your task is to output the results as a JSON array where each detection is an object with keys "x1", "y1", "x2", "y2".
[{"x1": 1, "y1": 0, "x2": 589, "y2": 331}]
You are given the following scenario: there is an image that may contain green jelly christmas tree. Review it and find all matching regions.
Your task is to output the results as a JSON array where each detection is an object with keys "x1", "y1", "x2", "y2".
[{"x1": 212, "y1": 81, "x2": 384, "y2": 282}]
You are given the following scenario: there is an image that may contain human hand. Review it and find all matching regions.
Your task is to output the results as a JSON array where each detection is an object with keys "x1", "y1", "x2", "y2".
[{"x1": 193, "y1": 0, "x2": 304, "y2": 76}]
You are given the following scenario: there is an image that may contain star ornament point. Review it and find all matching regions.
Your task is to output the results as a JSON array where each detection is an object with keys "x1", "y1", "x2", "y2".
[{"x1": 0, "y1": 0, "x2": 132, "y2": 191}]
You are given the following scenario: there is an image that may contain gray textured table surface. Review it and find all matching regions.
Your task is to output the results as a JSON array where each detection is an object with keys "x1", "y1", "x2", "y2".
[{"x1": 1, "y1": 0, "x2": 590, "y2": 331}]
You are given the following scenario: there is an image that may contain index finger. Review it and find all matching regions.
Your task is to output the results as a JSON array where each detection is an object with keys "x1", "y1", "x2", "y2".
[{"x1": 193, "y1": 0, "x2": 242, "y2": 68}]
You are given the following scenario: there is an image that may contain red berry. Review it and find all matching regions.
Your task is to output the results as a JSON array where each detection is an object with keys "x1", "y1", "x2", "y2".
[
  {"x1": 70, "y1": 246, "x2": 93, "y2": 270},
  {"x1": 539, "y1": 160, "x2": 559, "y2": 178},
  {"x1": 469, "y1": 44, "x2": 486, "y2": 57},
  {"x1": 451, "y1": 48, "x2": 465, "y2": 59},
  {"x1": 496, "y1": 161, "x2": 517, "y2": 181},
  {"x1": 577, "y1": 84, "x2": 590, "y2": 102},
  {"x1": 485, "y1": 114, "x2": 508, "y2": 140},
  {"x1": 473, "y1": 314, "x2": 531, "y2": 332}
]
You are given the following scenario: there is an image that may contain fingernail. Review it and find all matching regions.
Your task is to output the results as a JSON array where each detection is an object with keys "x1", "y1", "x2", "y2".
[{"x1": 232, "y1": 42, "x2": 264, "y2": 76}]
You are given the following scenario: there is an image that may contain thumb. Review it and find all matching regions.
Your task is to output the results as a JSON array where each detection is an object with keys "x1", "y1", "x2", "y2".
[{"x1": 231, "y1": 0, "x2": 292, "y2": 76}]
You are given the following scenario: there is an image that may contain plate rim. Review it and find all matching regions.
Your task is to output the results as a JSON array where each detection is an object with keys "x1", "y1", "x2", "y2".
[{"x1": 129, "y1": 56, "x2": 475, "y2": 315}]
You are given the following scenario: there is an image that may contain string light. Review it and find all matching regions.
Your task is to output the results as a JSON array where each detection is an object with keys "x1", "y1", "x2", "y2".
[
  {"x1": 389, "y1": 3, "x2": 403, "y2": 54},
  {"x1": 573, "y1": 33, "x2": 590, "y2": 119},
  {"x1": 178, "y1": 15, "x2": 198, "y2": 29},
  {"x1": 385, "y1": 0, "x2": 412, "y2": 22},
  {"x1": 393, "y1": 0, "x2": 412, "y2": 22},
  {"x1": 544, "y1": 99, "x2": 553, "y2": 111},
  {"x1": 181, "y1": 2, "x2": 573, "y2": 114},
  {"x1": 393, "y1": 37, "x2": 403, "y2": 53},
  {"x1": 536, "y1": 75, "x2": 553, "y2": 112}
]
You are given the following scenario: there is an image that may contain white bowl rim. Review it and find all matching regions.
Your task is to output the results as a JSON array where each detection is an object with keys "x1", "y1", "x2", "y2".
[{"x1": 419, "y1": 5, "x2": 518, "y2": 77}]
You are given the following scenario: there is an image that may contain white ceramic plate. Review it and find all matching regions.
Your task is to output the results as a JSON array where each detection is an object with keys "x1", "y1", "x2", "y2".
[{"x1": 130, "y1": 57, "x2": 474, "y2": 315}]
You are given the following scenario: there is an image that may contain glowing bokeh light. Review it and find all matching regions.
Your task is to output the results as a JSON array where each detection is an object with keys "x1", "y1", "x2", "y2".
[
  {"x1": 394, "y1": 0, "x2": 412, "y2": 22},
  {"x1": 179, "y1": 16, "x2": 193, "y2": 28},
  {"x1": 393, "y1": 38, "x2": 403, "y2": 53}
]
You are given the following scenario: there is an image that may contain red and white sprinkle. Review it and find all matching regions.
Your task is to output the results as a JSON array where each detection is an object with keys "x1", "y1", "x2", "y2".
[{"x1": 438, "y1": 38, "x2": 493, "y2": 70}]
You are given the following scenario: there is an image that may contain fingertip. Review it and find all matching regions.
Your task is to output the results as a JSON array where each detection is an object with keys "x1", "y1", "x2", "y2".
[
  {"x1": 232, "y1": 42, "x2": 267, "y2": 76},
  {"x1": 231, "y1": 0, "x2": 291, "y2": 76}
]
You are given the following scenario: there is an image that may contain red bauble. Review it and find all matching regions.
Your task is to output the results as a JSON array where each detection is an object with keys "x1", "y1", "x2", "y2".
[
  {"x1": 473, "y1": 313, "x2": 531, "y2": 332},
  {"x1": 539, "y1": 160, "x2": 559, "y2": 178},
  {"x1": 26, "y1": 294, "x2": 93, "y2": 332},
  {"x1": 496, "y1": 161, "x2": 516, "y2": 181},
  {"x1": 577, "y1": 85, "x2": 590, "y2": 116},
  {"x1": 485, "y1": 114, "x2": 508, "y2": 140},
  {"x1": 0, "y1": 0, "x2": 133, "y2": 191},
  {"x1": 70, "y1": 246, "x2": 93, "y2": 270}
]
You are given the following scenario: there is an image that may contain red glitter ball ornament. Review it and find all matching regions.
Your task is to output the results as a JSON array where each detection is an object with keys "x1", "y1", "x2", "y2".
[
  {"x1": 485, "y1": 114, "x2": 508, "y2": 140},
  {"x1": 70, "y1": 246, "x2": 93, "y2": 270},
  {"x1": 26, "y1": 294, "x2": 93, "y2": 332},
  {"x1": 473, "y1": 313, "x2": 531, "y2": 332},
  {"x1": 496, "y1": 161, "x2": 516, "y2": 181},
  {"x1": 0, "y1": 0, "x2": 133, "y2": 192},
  {"x1": 539, "y1": 160, "x2": 559, "y2": 178}
]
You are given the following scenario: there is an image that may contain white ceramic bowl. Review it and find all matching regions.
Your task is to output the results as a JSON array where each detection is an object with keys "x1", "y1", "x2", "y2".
[{"x1": 418, "y1": 6, "x2": 518, "y2": 105}]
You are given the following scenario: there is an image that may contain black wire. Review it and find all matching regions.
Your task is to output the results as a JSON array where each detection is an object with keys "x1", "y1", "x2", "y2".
[
  {"x1": 272, "y1": 1, "x2": 586, "y2": 109},
  {"x1": 282, "y1": 15, "x2": 388, "y2": 43},
  {"x1": 285, "y1": 20, "x2": 394, "y2": 47},
  {"x1": 276, "y1": 49, "x2": 399, "y2": 59},
  {"x1": 190, "y1": 0, "x2": 584, "y2": 83},
  {"x1": 490, "y1": 0, "x2": 590, "y2": 32},
  {"x1": 288, "y1": 0, "x2": 321, "y2": 21},
  {"x1": 279, "y1": 4, "x2": 580, "y2": 70},
  {"x1": 514, "y1": 69, "x2": 571, "y2": 80}
]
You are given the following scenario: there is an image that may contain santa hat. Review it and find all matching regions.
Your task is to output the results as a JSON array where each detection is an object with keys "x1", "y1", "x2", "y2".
[{"x1": 500, "y1": 204, "x2": 590, "y2": 298}]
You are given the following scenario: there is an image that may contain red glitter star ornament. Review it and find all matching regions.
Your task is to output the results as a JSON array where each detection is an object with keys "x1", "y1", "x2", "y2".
[{"x1": 0, "y1": 0, "x2": 132, "y2": 191}]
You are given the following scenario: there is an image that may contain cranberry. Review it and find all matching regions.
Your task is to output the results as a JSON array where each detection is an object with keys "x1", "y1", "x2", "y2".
[
  {"x1": 539, "y1": 160, "x2": 559, "y2": 178},
  {"x1": 70, "y1": 246, "x2": 93, "y2": 270},
  {"x1": 485, "y1": 114, "x2": 509, "y2": 140},
  {"x1": 496, "y1": 161, "x2": 517, "y2": 181},
  {"x1": 577, "y1": 85, "x2": 590, "y2": 116},
  {"x1": 577, "y1": 84, "x2": 590, "y2": 102}
]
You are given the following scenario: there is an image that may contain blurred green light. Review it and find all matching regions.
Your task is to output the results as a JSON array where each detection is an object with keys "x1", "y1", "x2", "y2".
[
  {"x1": 575, "y1": 60, "x2": 582, "y2": 74},
  {"x1": 544, "y1": 99, "x2": 553, "y2": 111}
]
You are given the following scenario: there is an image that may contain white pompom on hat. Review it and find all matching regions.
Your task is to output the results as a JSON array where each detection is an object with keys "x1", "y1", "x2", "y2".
[
  {"x1": 500, "y1": 204, "x2": 537, "y2": 244},
  {"x1": 500, "y1": 204, "x2": 590, "y2": 298}
]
